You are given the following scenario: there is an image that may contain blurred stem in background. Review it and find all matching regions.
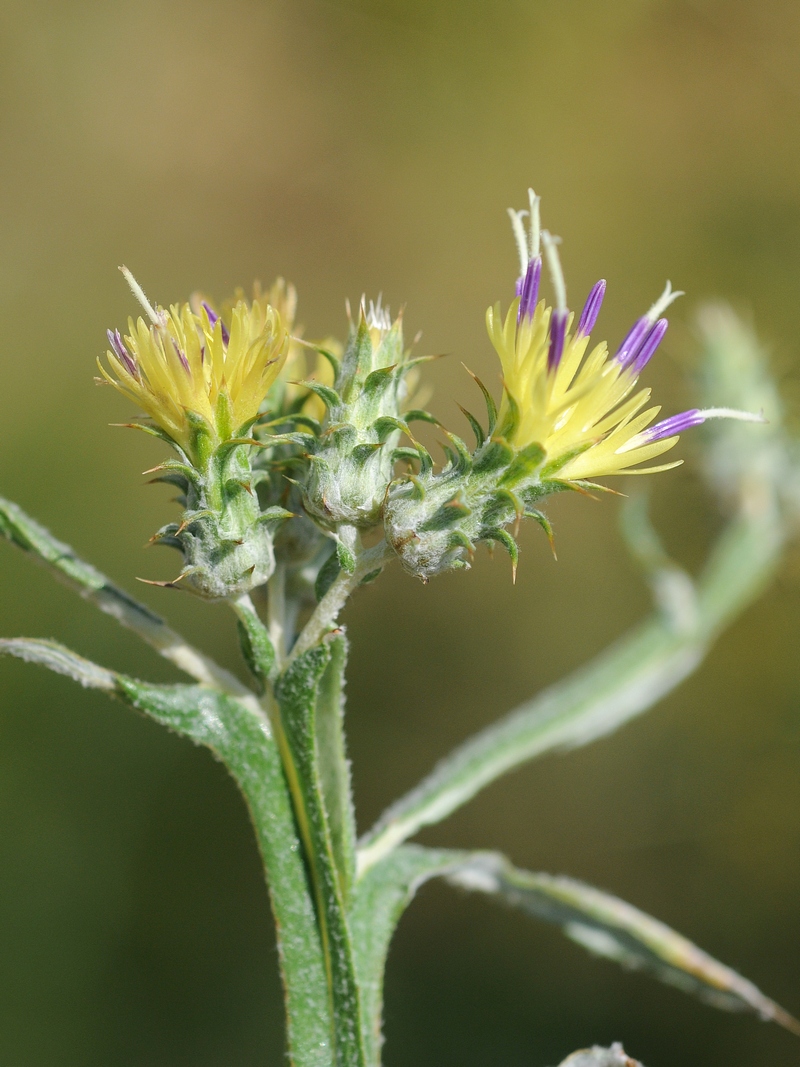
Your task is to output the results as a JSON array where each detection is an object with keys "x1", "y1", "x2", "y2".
[{"x1": 1, "y1": 303, "x2": 799, "y2": 1067}]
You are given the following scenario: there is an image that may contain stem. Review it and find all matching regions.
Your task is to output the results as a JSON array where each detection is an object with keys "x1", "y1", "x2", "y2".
[
  {"x1": 273, "y1": 649, "x2": 367, "y2": 1066},
  {"x1": 268, "y1": 562, "x2": 288, "y2": 670},
  {"x1": 290, "y1": 539, "x2": 393, "y2": 662}
]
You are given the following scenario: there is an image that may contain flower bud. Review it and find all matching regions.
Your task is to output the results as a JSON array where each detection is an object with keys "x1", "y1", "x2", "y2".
[{"x1": 301, "y1": 301, "x2": 419, "y2": 530}]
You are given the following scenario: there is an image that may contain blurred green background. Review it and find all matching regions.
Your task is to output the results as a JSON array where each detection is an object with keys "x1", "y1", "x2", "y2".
[{"x1": 0, "y1": 0, "x2": 799, "y2": 1064}]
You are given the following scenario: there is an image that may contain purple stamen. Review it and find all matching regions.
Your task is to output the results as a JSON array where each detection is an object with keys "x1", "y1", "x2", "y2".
[
  {"x1": 202, "y1": 301, "x2": 229, "y2": 344},
  {"x1": 614, "y1": 317, "x2": 652, "y2": 368},
  {"x1": 517, "y1": 256, "x2": 542, "y2": 323},
  {"x1": 548, "y1": 308, "x2": 568, "y2": 372},
  {"x1": 645, "y1": 408, "x2": 703, "y2": 443},
  {"x1": 576, "y1": 279, "x2": 606, "y2": 338},
  {"x1": 629, "y1": 318, "x2": 668, "y2": 375},
  {"x1": 107, "y1": 328, "x2": 138, "y2": 377},
  {"x1": 171, "y1": 338, "x2": 191, "y2": 373},
  {"x1": 515, "y1": 275, "x2": 524, "y2": 297}
]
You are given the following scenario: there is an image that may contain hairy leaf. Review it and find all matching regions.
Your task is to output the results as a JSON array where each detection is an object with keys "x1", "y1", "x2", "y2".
[
  {"x1": 0, "y1": 496, "x2": 249, "y2": 696},
  {"x1": 446, "y1": 852, "x2": 800, "y2": 1033},
  {"x1": 276, "y1": 646, "x2": 367, "y2": 1067},
  {"x1": 358, "y1": 512, "x2": 783, "y2": 874},
  {"x1": 350, "y1": 845, "x2": 468, "y2": 1066},
  {"x1": 0, "y1": 638, "x2": 333, "y2": 1067}
]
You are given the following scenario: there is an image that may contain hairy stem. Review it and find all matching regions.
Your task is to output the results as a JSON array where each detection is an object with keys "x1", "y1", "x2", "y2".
[{"x1": 290, "y1": 539, "x2": 393, "y2": 662}]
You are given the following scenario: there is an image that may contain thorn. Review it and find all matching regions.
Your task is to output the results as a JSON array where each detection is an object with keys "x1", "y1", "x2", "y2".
[
  {"x1": 566, "y1": 482, "x2": 600, "y2": 501},
  {"x1": 135, "y1": 571, "x2": 190, "y2": 589}
]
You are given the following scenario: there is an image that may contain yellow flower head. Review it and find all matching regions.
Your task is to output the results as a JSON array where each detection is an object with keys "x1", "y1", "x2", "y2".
[
  {"x1": 100, "y1": 268, "x2": 289, "y2": 461},
  {"x1": 488, "y1": 192, "x2": 761, "y2": 483}
]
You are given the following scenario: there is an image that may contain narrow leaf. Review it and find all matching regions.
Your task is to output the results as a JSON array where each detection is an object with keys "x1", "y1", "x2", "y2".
[
  {"x1": 316, "y1": 634, "x2": 358, "y2": 898},
  {"x1": 446, "y1": 852, "x2": 800, "y2": 1033},
  {"x1": 0, "y1": 496, "x2": 249, "y2": 697},
  {"x1": 350, "y1": 845, "x2": 468, "y2": 1065},
  {"x1": 276, "y1": 647, "x2": 367, "y2": 1067},
  {"x1": 0, "y1": 638, "x2": 116, "y2": 691},
  {"x1": 358, "y1": 511, "x2": 784, "y2": 874},
  {"x1": 0, "y1": 639, "x2": 332, "y2": 1066}
]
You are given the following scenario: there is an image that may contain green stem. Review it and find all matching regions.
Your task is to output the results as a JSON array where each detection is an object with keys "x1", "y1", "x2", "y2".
[
  {"x1": 231, "y1": 597, "x2": 366, "y2": 1065},
  {"x1": 274, "y1": 649, "x2": 367, "y2": 1067},
  {"x1": 268, "y1": 563, "x2": 289, "y2": 669},
  {"x1": 290, "y1": 539, "x2": 393, "y2": 662}
]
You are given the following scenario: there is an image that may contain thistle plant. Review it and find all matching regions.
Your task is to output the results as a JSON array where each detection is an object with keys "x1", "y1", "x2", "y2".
[{"x1": 2, "y1": 192, "x2": 799, "y2": 1067}]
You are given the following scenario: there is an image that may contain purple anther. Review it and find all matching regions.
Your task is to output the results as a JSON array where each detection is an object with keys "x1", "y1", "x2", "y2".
[
  {"x1": 629, "y1": 318, "x2": 668, "y2": 375},
  {"x1": 644, "y1": 408, "x2": 704, "y2": 443},
  {"x1": 517, "y1": 256, "x2": 542, "y2": 323},
  {"x1": 220, "y1": 319, "x2": 230, "y2": 346},
  {"x1": 201, "y1": 301, "x2": 218, "y2": 325},
  {"x1": 515, "y1": 275, "x2": 524, "y2": 297},
  {"x1": 614, "y1": 316, "x2": 651, "y2": 368},
  {"x1": 107, "y1": 328, "x2": 138, "y2": 377},
  {"x1": 171, "y1": 338, "x2": 191, "y2": 373},
  {"x1": 548, "y1": 308, "x2": 568, "y2": 372},
  {"x1": 576, "y1": 279, "x2": 606, "y2": 338}
]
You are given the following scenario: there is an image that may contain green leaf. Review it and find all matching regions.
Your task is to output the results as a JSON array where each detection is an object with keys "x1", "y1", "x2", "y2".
[
  {"x1": 403, "y1": 409, "x2": 442, "y2": 427},
  {"x1": 358, "y1": 510, "x2": 784, "y2": 875},
  {"x1": 298, "y1": 380, "x2": 343, "y2": 411},
  {"x1": 276, "y1": 647, "x2": 367, "y2": 1067},
  {"x1": 472, "y1": 438, "x2": 514, "y2": 475},
  {"x1": 361, "y1": 367, "x2": 395, "y2": 400},
  {"x1": 495, "y1": 387, "x2": 520, "y2": 440},
  {"x1": 0, "y1": 496, "x2": 249, "y2": 697},
  {"x1": 463, "y1": 368, "x2": 498, "y2": 435},
  {"x1": 315, "y1": 635, "x2": 357, "y2": 898},
  {"x1": 336, "y1": 539, "x2": 357, "y2": 575},
  {"x1": 338, "y1": 318, "x2": 373, "y2": 403},
  {"x1": 446, "y1": 852, "x2": 800, "y2": 1033},
  {"x1": 316, "y1": 549, "x2": 342, "y2": 602},
  {"x1": 540, "y1": 440, "x2": 594, "y2": 478},
  {"x1": 0, "y1": 638, "x2": 333, "y2": 1067},
  {"x1": 349, "y1": 845, "x2": 468, "y2": 1066},
  {"x1": 457, "y1": 404, "x2": 486, "y2": 449},
  {"x1": 497, "y1": 441, "x2": 546, "y2": 487},
  {"x1": 233, "y1": 596, "x2": 276, "y2": 691},
  {"x1": 0, "y1": 638, "x2": 117, "y2": 691}
]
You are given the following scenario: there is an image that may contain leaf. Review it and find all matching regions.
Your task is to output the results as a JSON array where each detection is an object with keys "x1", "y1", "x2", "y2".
[
  {"x1": 316, "y1": 634, "x2": 358, "y2": 898},
  {"x1": 457, "y1": 404, "x2": 486, "y2": 449},
  {"x1": 497, "y1": 441, "x2": 546, "y2": 487},
  {"x1": 358, "y1": 511, "x2": 784, "y2": 875},
  {"x1": 0, "y1": 495, "x2": 249, "y2": 697},
  {"x1": 233, "y1": 597, "x2": 276, "y2": 691},
  {"x1": 0, "y1": 638, "x2": 117, "y2": 691},
  {"x1": 349, "y1": 845, "x2": 468, "y2": 1065},
  {"x1": 0, "y1": 638, "x2": 333, "y2": 1067},
  {"x1": 556, "y1": 1045, "x2": 643, "y2": 1067},
  {"x1": 446, "y1": 852, "x2": 800, "y2": 1033},
  {"x1": 297, "y1": 379, "x2": 342, "y2": 411},
  {"x1": 276, "y1": 646, "x2": 367, "y2": 1067}
]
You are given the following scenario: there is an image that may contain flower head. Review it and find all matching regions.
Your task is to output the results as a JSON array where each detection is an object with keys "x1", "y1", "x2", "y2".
[
  {"x1": 100, "y1": 268, "x2": 289, "y2": 462},
  {"x1": 488, "y1": 193, "x2": 762, "y2": 482}
]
